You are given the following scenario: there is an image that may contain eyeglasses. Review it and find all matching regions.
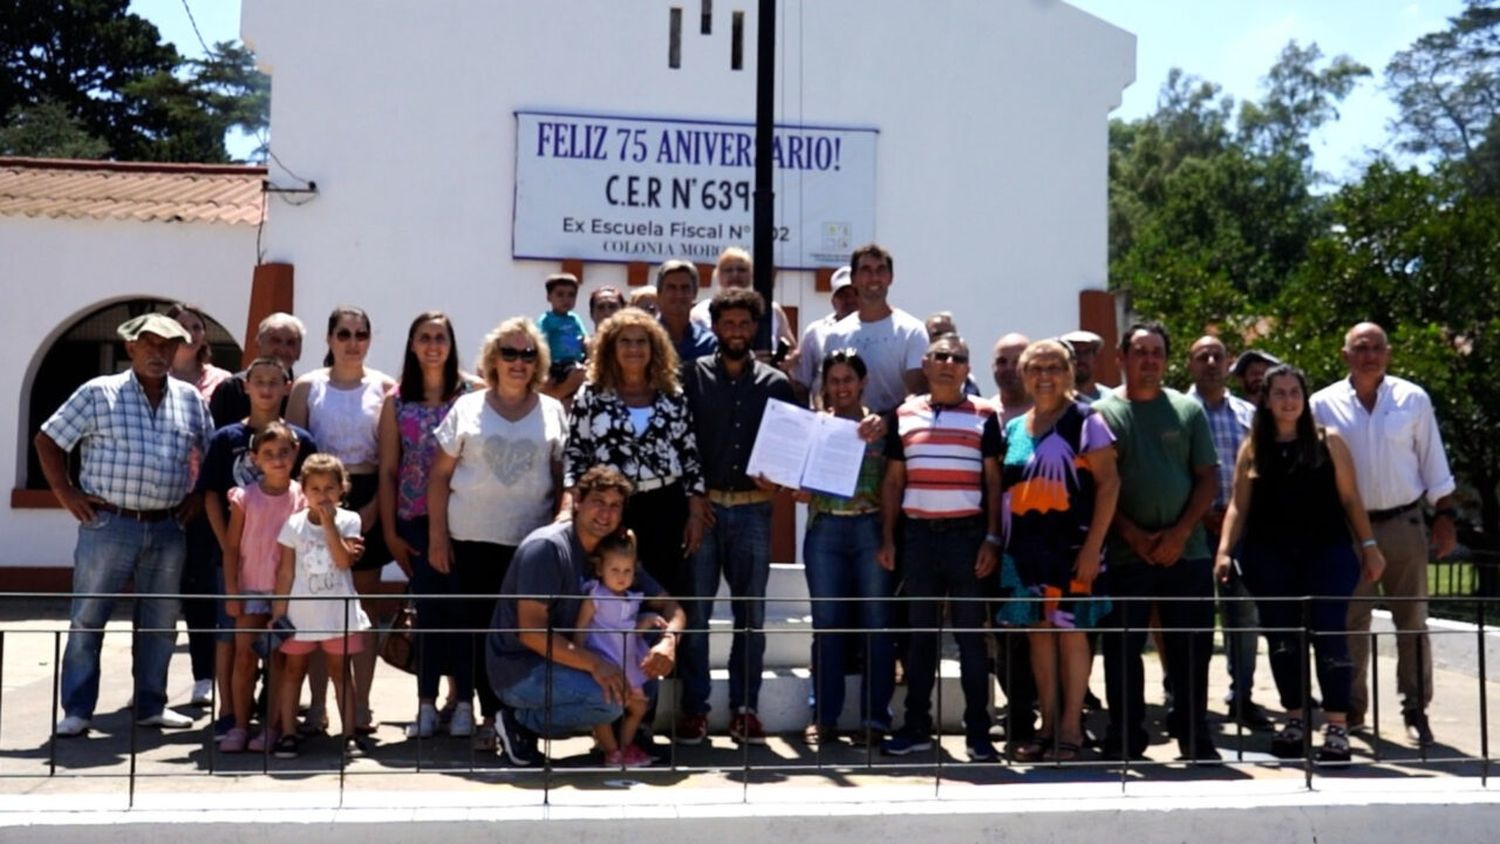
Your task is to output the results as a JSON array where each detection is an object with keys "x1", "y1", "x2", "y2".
[
  {"x1": 499, "y1": 347, "x2": 539, "y2": 362},
  {"x1": 334, "y1": 329, "x2": 371, "y2": 342},
  {"x1": 1027, "y1": 364, "x2": 1069, "y2": 376},
  {"x1": 929, "y1": 351, "x2": 969, "y2": 364}
]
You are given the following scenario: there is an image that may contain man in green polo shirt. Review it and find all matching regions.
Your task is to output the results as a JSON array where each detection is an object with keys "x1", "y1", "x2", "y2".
[{"x1": 1093, "y1": 321, "x2": 1220, "y2": 762}]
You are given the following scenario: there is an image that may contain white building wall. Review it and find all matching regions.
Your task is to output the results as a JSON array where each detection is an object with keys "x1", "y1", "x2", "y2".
[
  {"x1": 241, "y1": 0, "x2": 1133, "y2": 376},
  {"x1": 0, "y1": 215, "x2": 256, "y2": 569}
]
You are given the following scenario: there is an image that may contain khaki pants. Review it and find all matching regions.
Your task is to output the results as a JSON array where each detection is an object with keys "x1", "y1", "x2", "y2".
[{"x1": 1347, "y1": 512, "x2": 1433, "y2": 722}]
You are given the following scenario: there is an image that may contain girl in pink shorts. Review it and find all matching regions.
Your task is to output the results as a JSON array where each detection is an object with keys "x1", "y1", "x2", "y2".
[{"x1": 272, "y1": 454, "x2": 371, "y2": 759}]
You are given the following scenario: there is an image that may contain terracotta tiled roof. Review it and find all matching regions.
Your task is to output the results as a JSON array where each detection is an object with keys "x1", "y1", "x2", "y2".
[{"x1": 0, "y1": 157, "x2": 267, "y2": 225}]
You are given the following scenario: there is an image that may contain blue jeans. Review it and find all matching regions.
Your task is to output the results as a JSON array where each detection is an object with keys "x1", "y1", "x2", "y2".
[
  {"x1": 61, "y1": 511, "x2": 187, "y2": 720},
  {"x1": 681, "y1": 501, "x2": 771, "y2": 714},
  {"x1": 498, "y1": 660, "x2": 623, "y2": 738},
  {"x1": 803, "y1": 512, "x2": 894, "y2": 729},
  {"x1": 1242, "y1": 540, "x2": 1359, "y2": 714},
  {"x1": 899, "y1": 516, "x2": 992, "y2": 741}
]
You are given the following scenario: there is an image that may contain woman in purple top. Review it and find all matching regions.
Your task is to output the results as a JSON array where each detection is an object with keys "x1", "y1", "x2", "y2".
[{"x1": 378, "y1": 311, "x2": 478, "y2": 739}]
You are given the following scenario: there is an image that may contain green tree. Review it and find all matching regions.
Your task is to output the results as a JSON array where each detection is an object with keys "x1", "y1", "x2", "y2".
[
  {"x1": 1385, "y1": 0, "x2": 1500, "y2": 161},
  {"x1": 0, "y1": 1, "x2": 268, "y2": 161},
  {"x1": 1238, "y1": 41, "x2": 1370, "y2": 164},
  {"x1": 0, "y1": 98, "x2": 108, "y2": 157}
]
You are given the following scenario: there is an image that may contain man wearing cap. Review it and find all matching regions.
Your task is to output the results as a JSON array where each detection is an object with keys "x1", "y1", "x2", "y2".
[
  {"x1": 1231, "y1": 350, "x2": 1280, "y2": 406},
  {"x1": 1311, "y1": 322, "x2": 1455, "y2": 745},
  {"x1": 1186, "y1": 336, "x2": 1269, "y2": 729},
  {"x1": 790, "y1": 265, "x2": 859, "y2": 406},
  {"x1": 36, "y1": 313, "x2": 215, "y2": 737},
  {"x1": 1061, "y1": 330, "x2": 1111, "y2": 403}
]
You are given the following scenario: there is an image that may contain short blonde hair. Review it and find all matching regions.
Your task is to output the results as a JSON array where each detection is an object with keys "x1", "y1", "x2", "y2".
[
  {"x1": 588, "y1": 307, "x2": 680, "y2": 394},
  {"x1": 629, "y1": 286, "x2": 658, "y2": 307},
  {"x1": 478, "y1": 316, "x2": 548, "y2": 393},
  {"x1": 1019, "y1": 339, "x2": 1076, "y2": 399}
]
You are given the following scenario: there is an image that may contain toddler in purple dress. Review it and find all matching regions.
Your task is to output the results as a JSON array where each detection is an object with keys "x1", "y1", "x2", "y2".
[{"x1": 574, "y1": 530, "x2": 657, "y2": 767}]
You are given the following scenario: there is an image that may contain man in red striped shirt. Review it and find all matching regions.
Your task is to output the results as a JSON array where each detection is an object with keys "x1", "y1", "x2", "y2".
[{"x1": 877, "y1": 333, "x2": 1005, "y2": 761}]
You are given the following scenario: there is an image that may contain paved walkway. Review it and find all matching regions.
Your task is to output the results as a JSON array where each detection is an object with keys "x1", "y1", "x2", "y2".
[{"x1": 0, "y1": 600, "x2": 1496, "y2": 812}]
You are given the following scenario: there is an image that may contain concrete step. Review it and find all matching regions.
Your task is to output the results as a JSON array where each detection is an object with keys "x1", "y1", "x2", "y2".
[{"x1": 652, "y1": 659, "x2": 987, "y2": 733}]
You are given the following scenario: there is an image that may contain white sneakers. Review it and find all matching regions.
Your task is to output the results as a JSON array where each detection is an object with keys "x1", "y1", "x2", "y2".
[
  {"x1": 137, "y1": 709, "x2": 195, "y2": 728},
  {"x1": 55, "y1": 715, "x2": 91, "y2": 737},
  {"x1": 406, "y1": 702, "x2": 439, "y2": 738},
  {"x1": 449, "y1": 703, "x2": 475, "y2": 738},
  {"x1": 190, "y1": 679, "x2": 214, "y2": 706}
]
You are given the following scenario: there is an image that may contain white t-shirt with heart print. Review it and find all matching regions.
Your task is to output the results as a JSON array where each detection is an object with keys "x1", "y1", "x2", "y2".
[{"x1": 434, "y1": 391, "x2": 567, "y2": 546}]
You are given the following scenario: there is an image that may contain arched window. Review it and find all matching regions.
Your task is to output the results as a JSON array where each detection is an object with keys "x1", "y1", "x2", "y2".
[{"x1": 22, "y1": 298, "x2": 242, "y2": 491}]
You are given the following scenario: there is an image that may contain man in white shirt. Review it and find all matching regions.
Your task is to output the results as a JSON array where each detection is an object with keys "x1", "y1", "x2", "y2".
[
  {"x1": 789, "y1": 265, "x2": 857, "y2": 406},
  {"x1": 1310, "y1": 322, "x2": 1457, "y2": 745},
  {"x1": 795, "y1": 244, "x2": 928, "y2": 414}
]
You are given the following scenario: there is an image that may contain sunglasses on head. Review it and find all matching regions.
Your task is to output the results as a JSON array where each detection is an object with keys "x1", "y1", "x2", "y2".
[
  {"x1": 334, "y1": 328, "x2": 371, "y2": 342},
  {"x1": 930, "y1": 351, "x2": 968, "y2": 364},
  {"x1": 827, "y1": 347, "x2": 861, "y2": 364},
  {"x1": 499, "y1": 347, "x2": 539, "y2": 362}
]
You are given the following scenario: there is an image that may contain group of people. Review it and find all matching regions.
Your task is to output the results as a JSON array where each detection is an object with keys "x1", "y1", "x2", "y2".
[{"x1": 35, "y1": 241, "x2": 1455, "y2": 770}]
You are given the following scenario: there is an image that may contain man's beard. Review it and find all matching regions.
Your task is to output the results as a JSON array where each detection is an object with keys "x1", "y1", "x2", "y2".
[{"x1": 720, "y1": 342, "x2": 751, "y2": 361}]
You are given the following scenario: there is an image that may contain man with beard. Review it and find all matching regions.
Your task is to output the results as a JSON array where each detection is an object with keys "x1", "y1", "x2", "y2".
[
  {"x1": 679, "y1": 288, "x2": 795, "y2": 744},
  {"x1": 1061, "y1": 330, "x2": 1111, "y2": 403},
  {"x1": 1231, "y1": 349, "x2": 1280, "y2": 406}
]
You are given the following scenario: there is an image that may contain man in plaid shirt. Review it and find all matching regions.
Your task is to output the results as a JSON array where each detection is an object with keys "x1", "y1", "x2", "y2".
[
  {"x1": 1186, "y1": 335, "x2": 1267, "y2": 729},
  {"x1": 35, "y1": 313, "x2": 214, "y2": 737}
]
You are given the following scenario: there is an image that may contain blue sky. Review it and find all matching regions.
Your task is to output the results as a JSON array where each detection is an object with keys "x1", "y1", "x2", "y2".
[{"x1": 130, "y1": 0, "x2": 1466, "y2": 180}]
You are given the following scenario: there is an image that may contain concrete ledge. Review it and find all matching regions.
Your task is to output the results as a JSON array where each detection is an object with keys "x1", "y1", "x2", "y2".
[{"x1": 2, "y1": 779, "x2": 1497, "y2": 843}]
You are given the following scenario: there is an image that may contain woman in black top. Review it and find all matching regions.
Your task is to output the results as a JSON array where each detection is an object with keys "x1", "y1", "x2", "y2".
[{"x1": 1215, "y1": 365, "x2": 1385, "y2": 764}]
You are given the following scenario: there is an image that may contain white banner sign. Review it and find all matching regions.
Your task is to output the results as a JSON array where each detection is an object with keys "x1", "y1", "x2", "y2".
[{"x1": 513, "y1": 111, "x2": 877, "y2": 269}]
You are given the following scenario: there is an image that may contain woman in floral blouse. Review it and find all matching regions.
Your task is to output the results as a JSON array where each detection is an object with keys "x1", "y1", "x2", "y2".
[{"x1": 565, "y1": 307, "x2": 707, "y2": 599}]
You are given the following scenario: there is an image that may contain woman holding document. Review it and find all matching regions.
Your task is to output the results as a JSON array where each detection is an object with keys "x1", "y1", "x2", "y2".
[
  {"x1": 995, "y1": 339, "x2": 1119, "y2": 763},
  {"x1": 790, "y1": 349, "x2": 895, "y2": 746}
]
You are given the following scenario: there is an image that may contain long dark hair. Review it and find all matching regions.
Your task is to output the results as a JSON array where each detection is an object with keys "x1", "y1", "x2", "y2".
[
  {"x1": 397, "y1": 311, "x2": 461, "y2": 402},
  {"x1": 1250, "y1": 364, "x2": 1325, "y2": 477},
  {"x1": 322, "y1": 305, "x2": 371, "y2": 367}
]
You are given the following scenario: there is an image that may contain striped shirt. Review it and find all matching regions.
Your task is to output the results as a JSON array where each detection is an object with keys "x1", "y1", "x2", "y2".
[
  {"x1": 40, "y1": 369, "x2": 213, "y2": 510},
  {"x1": 886, "y1": 395, "x2": 1003, "y2": 518},
  {"x1": 1187, "y1": 386, "x2": 1255, "y2": 511}
]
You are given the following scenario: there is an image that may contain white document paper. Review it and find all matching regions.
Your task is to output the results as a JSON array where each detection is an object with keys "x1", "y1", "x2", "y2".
[{"x1": 746, "y1": 400, "x2": 865, "y2": 499}]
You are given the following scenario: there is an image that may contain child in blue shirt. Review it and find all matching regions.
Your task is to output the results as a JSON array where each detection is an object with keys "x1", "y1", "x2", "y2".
[{"x1": 538, "y1": 272, "x2": 587, "y2": 385}]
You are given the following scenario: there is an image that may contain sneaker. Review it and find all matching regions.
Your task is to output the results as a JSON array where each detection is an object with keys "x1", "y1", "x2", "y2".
[
  {"x1": 495, "y1": 707, "x2": 539, "y2": 767},
  {"x1": 1270, "y1": 718, "x2": 1306, "y2": 759},
  {"x1": 218, "y1": 727, "x2": 249, "y2": 752},
  {"x1": 190, "y1": 679, "x2": 214, "y2": 706},
  {"x1": 343, "y1": 735, "x2": 371, "y2": 760},
  {"x1": 272, "y1": 734, "x2": 301, "y2": 759},
  {"x1": 674, "y1": 713, "x2": 708, "y2": 745},
  {"x1": 729, "y1": 711, "x2": 768, "y2": 745},
  {"x1": 248, "y1": 729, "x2": 279, "y2": 753},
  {"x1": 1404, "y1": 709, "x2": 1434, "y2": 746},
  {"x1": 966, "y1": 738, "x2": 1000, "y2": 762},
  {"x1": 620, "y1": 744, "x2": 653, "y2": 768},
  {"x1": 881, "y1": 728, "x2": 934, "y2": 756},
  {"x1": 137, "y1": 709, "x2": 195, "y2": 729},
  {"x1": 55, "y1": 715, "x2": 91, "y2": 737},
  {"x1": 1317, "y1": 723, "x2": 1351, "y2": 765},
  {"x1": 406, "y1": 703, "x2": 439, "y2": 738},
  {"x1": 448, "y1": 703, "x2": 475, "y2": 738},
  {"x1": 604, "y1": 748, "x2": 627, "y2": 766}
]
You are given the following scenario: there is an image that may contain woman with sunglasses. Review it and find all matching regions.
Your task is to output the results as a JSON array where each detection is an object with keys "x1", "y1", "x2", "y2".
[
  {"x1": 427, "y1": 316, "x2": 568, "y2": 749},
  {"x1": 287, "y1": 305, "x2": 396, "y2": 734},
  {"x1": 1215, "y1": 364, "x2": 1385, "y2": 764},
  {"x1": 997, "y1": 339, "x2": 1119, "y2": 763},
  {"x1": 792, "y1": 348, "x2": 896, "y2": 746},
  {"x1": 376, "y1": 311, "x2": 481, "y2": 739}
]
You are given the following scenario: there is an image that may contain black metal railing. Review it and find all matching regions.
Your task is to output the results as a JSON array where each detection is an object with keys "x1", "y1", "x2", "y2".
[{"x1": 0, "y1": 590, "x2": 1494, "y2": 807}]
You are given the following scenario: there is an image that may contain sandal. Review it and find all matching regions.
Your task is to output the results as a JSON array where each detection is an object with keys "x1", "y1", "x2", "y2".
[
  {"x1": 1043, "y1": 740, "x2": 1082, "y2": 762},
  {"x1": 1012, "y1": 735, "x2": 1053, "y2": 762}
]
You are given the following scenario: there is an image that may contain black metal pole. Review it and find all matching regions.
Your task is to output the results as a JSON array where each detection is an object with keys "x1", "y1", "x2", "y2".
[{"x1": 752, "y1": 0, "x2": 776, "y2": 353}]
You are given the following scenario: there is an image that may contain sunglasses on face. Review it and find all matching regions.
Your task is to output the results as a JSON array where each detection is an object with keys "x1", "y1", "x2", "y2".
[
  {"x1": 334, "y1": 329, "x2": 371, "y2": 342},
  {"x1": 499, "y1": 347, "x2": 539, "y2": 362},
  {"x1": 929, "y1": 351, "x2": 968, "y2": 364}
]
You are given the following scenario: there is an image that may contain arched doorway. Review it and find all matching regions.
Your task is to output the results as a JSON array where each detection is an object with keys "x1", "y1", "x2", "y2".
[{"x1": 22, "y1": 299, "x2": 242, "y2": 490}]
